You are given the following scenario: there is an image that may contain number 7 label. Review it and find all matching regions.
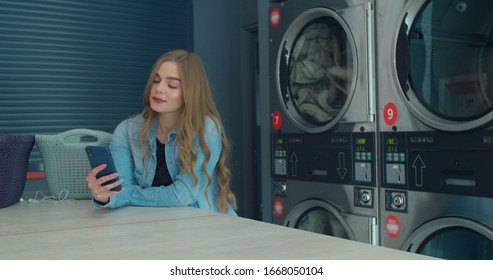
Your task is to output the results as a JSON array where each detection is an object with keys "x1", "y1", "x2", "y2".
[{"x1": 272, "y1": 111, "x2": 282, "y2": 130}]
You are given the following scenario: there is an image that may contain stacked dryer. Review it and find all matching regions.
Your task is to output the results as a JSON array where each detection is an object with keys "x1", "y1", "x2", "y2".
[
  {"x1": 376, "y1": 0, "x2": 493, "y2": 259},
  {"x1": 269, "y1": 0, "x2": 379, "y2": 245}
]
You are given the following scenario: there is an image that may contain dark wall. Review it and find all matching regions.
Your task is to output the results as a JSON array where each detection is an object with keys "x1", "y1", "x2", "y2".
[{"x1": 193, "y1": 0, "x2": 259, "y2": 219}]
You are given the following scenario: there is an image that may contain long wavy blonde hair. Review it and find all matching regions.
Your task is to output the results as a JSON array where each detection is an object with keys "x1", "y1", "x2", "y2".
[{"x1": 139, "y1": 49, "x2": 237, "y2": 213}]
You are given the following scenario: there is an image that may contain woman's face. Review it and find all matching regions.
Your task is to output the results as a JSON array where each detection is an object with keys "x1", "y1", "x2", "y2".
[{"x1": 149, "y1": 61, "x2": 184, "y2": 116}]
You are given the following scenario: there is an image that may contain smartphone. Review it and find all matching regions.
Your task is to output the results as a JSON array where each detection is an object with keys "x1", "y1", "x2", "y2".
[{"x1": 85, "y1": 146, "x2": 122, "y2": 191}]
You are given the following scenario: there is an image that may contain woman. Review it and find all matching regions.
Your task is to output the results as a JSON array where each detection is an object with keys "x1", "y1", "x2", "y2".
[{"x1": 86, "y1": 49, "x2": 238, "y2": 216}]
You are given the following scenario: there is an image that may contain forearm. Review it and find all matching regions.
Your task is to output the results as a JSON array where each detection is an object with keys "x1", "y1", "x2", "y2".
[{"x1": 128, "y1": 173, "x2": 204, "y2": 207}]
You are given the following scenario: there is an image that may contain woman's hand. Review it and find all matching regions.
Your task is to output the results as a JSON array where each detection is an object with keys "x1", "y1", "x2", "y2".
[{"x1": 85, "y1": 164, "x2": 124, "y2": 204}]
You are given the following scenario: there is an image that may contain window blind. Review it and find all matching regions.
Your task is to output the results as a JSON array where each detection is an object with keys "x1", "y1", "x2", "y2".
[{"x1": 0, "y1": 0, "x2": 193, "y2": 170}]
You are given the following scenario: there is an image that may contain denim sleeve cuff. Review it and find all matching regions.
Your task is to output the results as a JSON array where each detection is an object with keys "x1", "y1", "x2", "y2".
[{"x1": 92, "y1": 197, "x2": 110, "y2": 208}]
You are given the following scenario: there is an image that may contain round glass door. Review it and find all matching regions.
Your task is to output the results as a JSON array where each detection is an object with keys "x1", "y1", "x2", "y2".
[
  {"x1": 418, "y1": 228, "x2": 493, "y2": 259},
  {"x1": 284, "y1": 200, "x2": 352, "y2": 240},
  {"x1": 277, "y1": 8, "x2": 355, "y2": 133},
  {"x1": 403, "y1": 217, "x2": 493, "y2": 259},
  {"x1": 296, "y1": 208, "x2": 350, "y2": 238},
  {"x1": 399, "y1": 0, "x2": 493, "y2": 131}
]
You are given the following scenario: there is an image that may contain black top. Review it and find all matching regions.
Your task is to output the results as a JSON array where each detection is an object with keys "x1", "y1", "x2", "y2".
[{"x1": 151, "y1": 138, "x2": 173, "y2": 187}]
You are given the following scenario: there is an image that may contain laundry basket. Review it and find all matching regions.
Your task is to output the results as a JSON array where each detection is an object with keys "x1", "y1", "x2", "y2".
[
  {"x1": 35, "y1": 129, "x2": 112, "y2": 199},
  {"x1": 0, "y1": 133, "x2": 35, "y2": 208}
]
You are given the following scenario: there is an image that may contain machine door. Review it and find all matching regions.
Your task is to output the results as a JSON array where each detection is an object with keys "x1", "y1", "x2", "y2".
[
  {"x1": 402, "y1": 217, "x2": 493, "y2": 259},
  {"x1": 283, "y1": 199, "x2": 376, "y2": 244},
  {"x1": 272, "y1": 1, "x2": 375, "y2": 133},
  {"x1": 398, "y1": 0, "x2": 493, "y2": 131}
]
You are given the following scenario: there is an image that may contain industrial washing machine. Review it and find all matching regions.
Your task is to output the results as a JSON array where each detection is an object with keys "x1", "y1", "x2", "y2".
[
  {"x1": 377, "y1": 0, "x2": 493, "y2": 259},
  {"x1": 269, "y1": 0, "x2": 378, "y2": 245}
]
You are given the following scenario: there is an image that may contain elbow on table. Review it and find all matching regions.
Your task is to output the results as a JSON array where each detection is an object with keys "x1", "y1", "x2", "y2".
[{"x1": 159, "y1": 184, "x2": 200, "y2": 207}]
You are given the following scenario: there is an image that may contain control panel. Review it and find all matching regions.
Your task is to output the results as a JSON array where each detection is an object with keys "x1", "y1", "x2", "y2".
[
  {"x1": 272, "y1": 137, "x2": 287, "y2": 176},
  {"x1": 381, "y1": 131, "x2": 493, "y2": 198},
  {"x1": 353, "y1": 135, "x2": 373, "y2": 184},
  {"x1": 271, "y1": 132, "x2": 375, "y2": 186},
  {"x1": 382, "y1": 133, "x2": 406, "y2": 185}
]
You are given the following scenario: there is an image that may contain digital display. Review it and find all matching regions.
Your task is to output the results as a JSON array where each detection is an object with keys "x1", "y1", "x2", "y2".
[
  {"x1": 276, "y1": 139, "x2": 283, "y2": 145},
  {"x1": 387, "y1": 138, "x2": 398, "y2": 145},
  {"x1": 356, "y1": 138, "x2": 366, "y2": 145}
]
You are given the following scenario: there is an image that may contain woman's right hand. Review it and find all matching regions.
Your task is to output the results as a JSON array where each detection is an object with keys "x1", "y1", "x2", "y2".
[{"x1": 85, "y1": 164, "x2": 124, "y2": 204}]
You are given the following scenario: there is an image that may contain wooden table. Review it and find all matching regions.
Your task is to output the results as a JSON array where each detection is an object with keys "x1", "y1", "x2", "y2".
[{"x1": 0, "y1": 200, "x2": 434, "y2": 260}]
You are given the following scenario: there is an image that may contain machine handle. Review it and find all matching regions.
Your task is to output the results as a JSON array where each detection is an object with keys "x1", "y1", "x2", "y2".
[
  {"x1": 396, "y1": 19, "x2": 410, "y2": 94},
  {"x1": 366, "y1": 2, "x2": 376, "y2": 120},
  {"x1": 278, "y1": 42, "x2": 290, "y2": 105}
]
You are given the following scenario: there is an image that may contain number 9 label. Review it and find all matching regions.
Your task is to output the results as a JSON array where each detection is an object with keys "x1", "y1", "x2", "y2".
[{"x1": 383, "y1": 103, "x2": 398, "y2": 126}]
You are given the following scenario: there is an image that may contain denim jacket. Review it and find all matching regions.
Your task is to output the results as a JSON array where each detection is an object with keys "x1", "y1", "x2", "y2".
[{"x1": 94, "y1": 114, "x2": 237, "y2": 216}]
